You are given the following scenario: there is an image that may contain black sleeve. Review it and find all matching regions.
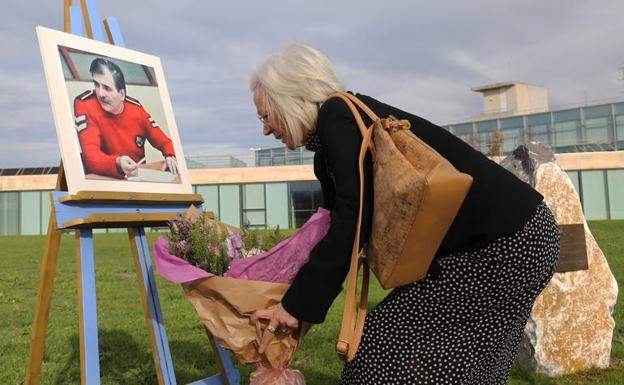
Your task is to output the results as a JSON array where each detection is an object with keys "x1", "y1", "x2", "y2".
[{"x1": 281, "y1": 98, "x2": 362, "y2": 324}]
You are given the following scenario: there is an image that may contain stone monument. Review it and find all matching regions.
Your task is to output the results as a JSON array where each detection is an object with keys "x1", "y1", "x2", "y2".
[{"x1": 500, "y1": 143, "x2": 618, "y2": 376}]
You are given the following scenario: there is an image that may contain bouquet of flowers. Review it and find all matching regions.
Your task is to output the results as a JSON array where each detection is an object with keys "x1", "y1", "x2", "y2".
[
  {"x1": 166, "y1": 210, "x2": 269, "y2": 275},
  {"x1": 153, "y1": 206, "x2": 330, "y2": 385}
]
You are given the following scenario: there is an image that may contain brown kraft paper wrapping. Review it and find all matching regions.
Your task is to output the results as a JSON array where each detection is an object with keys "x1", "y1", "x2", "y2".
[{"x1": 183, "y1": 276, "x2": 310, "y2": 368}]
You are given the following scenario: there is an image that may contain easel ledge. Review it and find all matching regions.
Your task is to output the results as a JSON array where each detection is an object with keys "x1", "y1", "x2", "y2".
[
  {"x1": 58, "y1": 191, "x2": 204, "y2": 205},
  {"x1": 52, "y1": 191, "x2": 204, "y2": 229}
]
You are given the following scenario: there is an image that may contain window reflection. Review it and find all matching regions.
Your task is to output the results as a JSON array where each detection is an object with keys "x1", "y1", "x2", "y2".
[{"x1": 289, "y1": 181, "x2": 322, "y2": 228}]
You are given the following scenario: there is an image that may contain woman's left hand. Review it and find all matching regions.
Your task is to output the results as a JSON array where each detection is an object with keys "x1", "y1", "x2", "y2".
[{"x1": 251, "y1": 303, "x2": 300, "y2": 354}]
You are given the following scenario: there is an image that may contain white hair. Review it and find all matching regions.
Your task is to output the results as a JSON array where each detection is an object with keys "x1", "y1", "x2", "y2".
[{"x1": 250, "y1": 44, "x2": 345, "y2": 147}]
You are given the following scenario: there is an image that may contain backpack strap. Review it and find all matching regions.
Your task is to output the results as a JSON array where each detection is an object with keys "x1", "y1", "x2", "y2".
[{"x1": 324, "y1": 92, "x2": 374, "y2": 361}]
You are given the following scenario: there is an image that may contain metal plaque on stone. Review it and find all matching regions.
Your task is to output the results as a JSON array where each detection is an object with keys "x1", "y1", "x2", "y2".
[{"x1": 555, "y1": 223, "x2": 588, "y2": 273}]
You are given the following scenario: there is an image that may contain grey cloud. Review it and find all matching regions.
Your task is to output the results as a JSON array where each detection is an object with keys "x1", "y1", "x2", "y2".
[{"x1": 1, "y1": 0, "x2": 623, "y2": 168}]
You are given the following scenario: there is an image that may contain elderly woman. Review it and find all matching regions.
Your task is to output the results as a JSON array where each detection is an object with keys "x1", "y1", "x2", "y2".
[{"x1": 250, "y1": 44, "x2": 559, "y2": 384}]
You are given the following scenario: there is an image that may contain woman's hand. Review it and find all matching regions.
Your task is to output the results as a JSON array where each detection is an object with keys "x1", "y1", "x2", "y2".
[{"x1": 251, "y1": 303, "x2": 299, "y2": 354}]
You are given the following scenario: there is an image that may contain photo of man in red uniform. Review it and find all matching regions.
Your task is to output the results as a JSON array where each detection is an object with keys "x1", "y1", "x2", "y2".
[{"x1": 74, "y1": 57, "x2": 178, "y2": 179}]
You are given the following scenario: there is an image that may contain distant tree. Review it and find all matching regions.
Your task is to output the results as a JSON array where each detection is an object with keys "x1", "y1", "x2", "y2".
[
  {"x1": 467, "y1": 131, "x2": 482, "y2": 152},
  {"x1": 487, "y1": 128, "x2": 505, "y2": 157}
]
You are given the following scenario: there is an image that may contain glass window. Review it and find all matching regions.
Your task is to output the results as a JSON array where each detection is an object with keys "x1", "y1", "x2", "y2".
[
  {"x1": 478, "y1": 120, "x2": 499, "y2": 155},
  {"x1": 526, "y1": 113, "x2": 552, "y2": 146},
  {"x1": 40, "y1": 190, "x2": 52, "y2": 234},
  {"x1": 301, "y1": 151, "x2": 315, "y2": 165},
  {"x1": 607, "y1": 169, "x2": 624, "y2": 219},
  {"x1": 583, "y1": 105, "x2": 613, "y2": 145},
  {"x1": 451, "y1": 123, "x2": 480, "y2": 149},
  {"x1": 566, "y1": 171, "x2": 581, "y2": 198},
  {"x1": 256, "y1": 154, "x2": 272, "y2": 166},
  {"x1": 272, "y1": 148, "x2": 286, "y2": 156},
  {"x1": 271, "y1": 147, "x2": 286, "y2": 165},
  {"x1": 195, "y1": 185, "x2": 219, "y2": 219},
  {"x1": 580, "y1": 170, "x2": 608, "y2": 220},
  {"x1": 286, "y1": 149, "x2": 302, "y2": 165},
  {"x1": 243, "y1": 184, "x2": 265, "y2": 210},
  {"x1": 476, "y1": 120, "x2": 497, "y2": 134},
  {"x1": 289, "y1": 181, "x2": 323, "y2": 228},
  {"x1": 243, "y1": 210, "x2": 265, "y2": 228},
  {"x1": 219, "y1": 184, "x2": 241, "y2": 228},
  {"x1": 553, "y1": 109, "x2": 581, "y2": 150},
  {"x1": 266, "y1": 183, "x2": 290, "y2": 229},
  {"x1": 20, "y1": 191, "x2": 41, "y2": 235},
  {"x1": 451, "y1": 123, "x2": 473, "y2": 137},
  {"x1": 242, "y1": 184, "x2": 266, "y2": 228},
  {"x1": 616, "y1": 116, "x2": 624, "y2": 151},
  {"x1": 499, "y1": 117, "x2": 524, "y2": 153},
  {"x1": 0, "y1": 192, "x2": 20, "y2": 236},
  {"x1": 615, "y1": 103, "x2": 624, "y2": 150}
]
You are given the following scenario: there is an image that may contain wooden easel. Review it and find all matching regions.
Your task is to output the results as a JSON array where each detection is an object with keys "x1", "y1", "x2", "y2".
[{"x1": 24, "y1": 1, "x2": 240, "y2": 384}]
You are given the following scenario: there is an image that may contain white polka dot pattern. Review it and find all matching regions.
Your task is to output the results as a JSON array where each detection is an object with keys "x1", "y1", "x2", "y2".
[
  {"x1": 305, "y1": 133, "x2": 323, "y2": 154},
  {"x1": 340, "y1": 201, "x2": 560, "y2": 385}
]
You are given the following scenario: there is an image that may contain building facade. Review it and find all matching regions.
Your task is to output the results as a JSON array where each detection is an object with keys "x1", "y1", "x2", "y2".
[{"x1": 2, "y1": 87, "x2": 624, "y2": 236}]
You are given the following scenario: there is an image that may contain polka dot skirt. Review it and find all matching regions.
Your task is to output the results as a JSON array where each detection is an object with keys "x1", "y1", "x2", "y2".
[{"x1": 340, "y1": 201, "x2": 560, "y2": 385}]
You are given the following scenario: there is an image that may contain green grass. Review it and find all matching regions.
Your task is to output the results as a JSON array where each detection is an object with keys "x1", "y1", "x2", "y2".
[{"x1": 1, "y1": 221, "x2": 623, "y2": 384}]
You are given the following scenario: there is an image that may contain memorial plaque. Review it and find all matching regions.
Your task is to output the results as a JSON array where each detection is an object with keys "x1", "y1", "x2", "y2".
[{"x1": 555, "y1": 223, "x2": 588, "y2": 273}]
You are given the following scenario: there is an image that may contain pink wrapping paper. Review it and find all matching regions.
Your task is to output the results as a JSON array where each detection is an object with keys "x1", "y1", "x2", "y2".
[{"x1": 154, "y1": 207, "x2": 330, "y2": 284}]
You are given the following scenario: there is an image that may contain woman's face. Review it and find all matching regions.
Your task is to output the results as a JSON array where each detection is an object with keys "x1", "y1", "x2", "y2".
[{"x1": 253, "y1": 90, "x2": 298, "y2": 150}]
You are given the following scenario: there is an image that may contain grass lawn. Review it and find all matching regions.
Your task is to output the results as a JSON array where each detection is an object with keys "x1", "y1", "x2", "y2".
[{"x1": 0, "y1": 221, "x2": 622, "y2": 384}]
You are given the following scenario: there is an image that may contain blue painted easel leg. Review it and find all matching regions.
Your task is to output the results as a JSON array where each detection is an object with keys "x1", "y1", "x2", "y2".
[
  {"x1": 128, "y1": 227, "x2": 240, "y2": 385},
  {"x1": 185, "y1": 332, "x2": 240, "y2": 385},
  {"x1": 103, "y1": 16, "x2": 125, "y2": 46},
  {"x1": 69, "y1": 6, "x2": 85, "y2": 36},
  {"x1": 130, "y1": 227, "x2": 176, "y2": 385},
  {"x1": 215, "y1": 338, "x2": 240, "y2": 385},
  {"x1": 76, "y1": 228, "x2": 101, "y2": 385},
  {"x1": 81, "y1": 0, "x2": 107, "y2": 41},
  {"x1": 206, "y1": 330, "x2": 241, "y2": 385}
]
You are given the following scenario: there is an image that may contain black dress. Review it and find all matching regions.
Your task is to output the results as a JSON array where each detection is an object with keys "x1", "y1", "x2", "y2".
[{"x1": 282, "y1": 94, "x2": 560, "y2": 384}]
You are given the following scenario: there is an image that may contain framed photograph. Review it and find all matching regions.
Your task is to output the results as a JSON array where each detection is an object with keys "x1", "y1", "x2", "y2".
[{"x1": 36, "y1": 26, "x2": 193, "y2": 194}]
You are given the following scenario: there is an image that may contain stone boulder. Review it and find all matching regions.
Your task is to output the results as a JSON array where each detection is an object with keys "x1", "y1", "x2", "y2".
[
  {"x1": 499, "y1": 142, "x2": 556, "y2": 188},
  {"x1": 514, "y1": 161, "x2": 618, "y2": 376}
]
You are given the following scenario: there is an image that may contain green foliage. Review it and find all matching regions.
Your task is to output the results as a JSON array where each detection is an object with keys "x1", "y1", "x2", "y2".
[
  {"x1": 240, "y1": 226, "x2": 264, "y2": 253},
  {"x1": 166, "y1": 213, "x2": 230, "y2": 276},
  {"x1": 266, "y1": 225, "x2": 289, "y2": 249},
  {"x1": 1, "y1": 220, "x2": 623, "y2": 384},
  {"x1": 166, "y1": 214, "x2": 291, "y2": 276}
]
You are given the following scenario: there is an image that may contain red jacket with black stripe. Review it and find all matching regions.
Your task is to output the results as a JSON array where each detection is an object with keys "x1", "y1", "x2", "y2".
[{"x1": 74, "y1": 90, "x2": 176, "y2": 178}]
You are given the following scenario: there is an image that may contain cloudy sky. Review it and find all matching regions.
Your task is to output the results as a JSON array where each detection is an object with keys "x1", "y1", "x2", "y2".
[{"x1": 1, "y1": 0, "x2": 623, "y2": 168}]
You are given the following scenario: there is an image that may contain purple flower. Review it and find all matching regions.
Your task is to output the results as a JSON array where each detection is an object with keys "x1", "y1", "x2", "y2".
[
  {"x1": 176, "y1": 240, "x2": 191, "y2": 253},
  {"x1": 229, "y1": 233, "x2": 244, "y2": 250},
  {"x1": 227, "y1": 245, "x2": 240, "y2": 260}
]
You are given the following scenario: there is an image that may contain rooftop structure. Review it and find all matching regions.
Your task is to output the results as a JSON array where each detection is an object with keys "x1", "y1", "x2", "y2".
[{"x1": 471, "y1": 81, "x2": 549, "y2": 120}]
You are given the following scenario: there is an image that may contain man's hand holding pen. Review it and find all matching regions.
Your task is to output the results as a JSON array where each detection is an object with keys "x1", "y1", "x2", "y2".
[{"x1": 116, "y1": 155, "x2": 145, "y2": 178}]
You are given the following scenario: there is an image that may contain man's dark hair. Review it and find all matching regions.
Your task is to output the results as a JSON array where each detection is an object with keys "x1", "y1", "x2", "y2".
[{"x1": 89, "y1": 58, "x2": 126, "y2": 92}]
